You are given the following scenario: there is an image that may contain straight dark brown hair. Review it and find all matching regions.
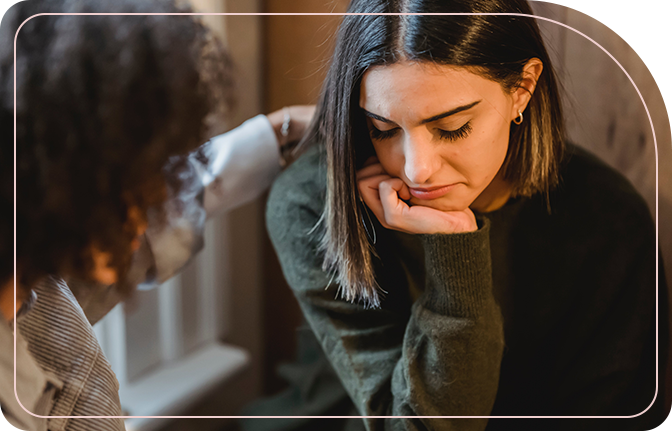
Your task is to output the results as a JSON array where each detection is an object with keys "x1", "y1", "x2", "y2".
[{"x1": 305, "y1": 0, "x2": 565, "y2": 307}]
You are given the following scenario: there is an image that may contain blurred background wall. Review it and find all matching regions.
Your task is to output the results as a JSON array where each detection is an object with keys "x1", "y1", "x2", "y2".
[{"x1": 260, "y1": 0, "x2": 348, "y2": 396}]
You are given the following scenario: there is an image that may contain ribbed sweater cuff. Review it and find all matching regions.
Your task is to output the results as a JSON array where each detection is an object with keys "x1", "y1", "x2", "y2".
[{"x1": 418, "y1": 217, "x2": 492, "y2": 317}]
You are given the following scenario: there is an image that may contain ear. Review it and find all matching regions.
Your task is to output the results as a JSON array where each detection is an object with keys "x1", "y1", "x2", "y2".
[{"x1": 510, "y1": 58, "x2": 543, "y2": 121}]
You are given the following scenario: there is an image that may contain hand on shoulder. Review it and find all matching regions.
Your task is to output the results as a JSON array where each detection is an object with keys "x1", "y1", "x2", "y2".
[{"x1": 266, "y1": 105, "x2": 316, "y2": 149}]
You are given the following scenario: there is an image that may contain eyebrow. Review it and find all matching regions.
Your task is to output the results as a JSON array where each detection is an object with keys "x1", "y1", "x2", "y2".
[{"x1": 362, "y1": 100, "x2": 482, "y2": 125}]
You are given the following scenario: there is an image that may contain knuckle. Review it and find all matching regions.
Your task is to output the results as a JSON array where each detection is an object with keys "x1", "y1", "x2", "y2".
[{"x1": 357, "y1": 181, "x2": 365, "y2": 194}]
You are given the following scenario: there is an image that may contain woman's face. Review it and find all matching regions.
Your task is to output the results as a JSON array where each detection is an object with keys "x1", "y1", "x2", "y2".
[{"x1": 359, "y1": 61, "x2": 519, "y2": 212}]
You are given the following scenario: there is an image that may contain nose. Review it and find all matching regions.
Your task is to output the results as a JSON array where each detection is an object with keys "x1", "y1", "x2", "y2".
[{"x1": 403, "y1": 131, "x2": 439, "y2": 185}]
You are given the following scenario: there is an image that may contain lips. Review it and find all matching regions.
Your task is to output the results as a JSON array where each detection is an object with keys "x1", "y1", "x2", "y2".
[{"x1": 409, "y1": 184, "x2": 457, "y2": 200}]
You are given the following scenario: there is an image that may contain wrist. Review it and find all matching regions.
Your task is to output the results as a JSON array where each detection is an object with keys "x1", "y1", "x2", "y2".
[
  {"x1": 448, "y1": 215, "x2": 478, "y2": 234},
  {"x1": 266, "y1": 108, "x2": 287, "y2": 149},
  {"x1": 427, "y1": 208, "x2": 478, "y2": 235},
  {"x1": 419, "y1": 217, "x2": 492, "y2": 316},
  {"x1": 266, "y1": 107, "x2": 295, "y2": 168}
]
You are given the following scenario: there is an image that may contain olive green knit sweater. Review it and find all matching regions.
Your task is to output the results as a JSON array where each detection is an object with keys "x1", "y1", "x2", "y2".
[{"x1": 262, "y1": 143, "x2": 667, "y2": 431}]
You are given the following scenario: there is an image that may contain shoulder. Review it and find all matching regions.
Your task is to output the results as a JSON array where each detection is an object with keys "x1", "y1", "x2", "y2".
[
  {"x1": 553, "y1": 143, "x2": 654, "y2": 231},
  {"x1": 265, "y1": 144, "x2": 337, "y2": 295},
  {"x1": 18, "y1": 277, "x2": 123, "y2": 417},
  {"x1": 266, "y1": 143, "x2": 327, "y2": 242}
]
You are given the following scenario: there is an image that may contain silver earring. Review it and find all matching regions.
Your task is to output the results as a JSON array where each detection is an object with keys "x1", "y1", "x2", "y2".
[{"x1": 513, "y1": 110, "x2": 523, "y2": 125}]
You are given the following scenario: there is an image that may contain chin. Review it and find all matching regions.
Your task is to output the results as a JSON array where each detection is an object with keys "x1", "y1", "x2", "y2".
[{"x1": 409, "y1": 196, "x2": 471, "y2": 212}]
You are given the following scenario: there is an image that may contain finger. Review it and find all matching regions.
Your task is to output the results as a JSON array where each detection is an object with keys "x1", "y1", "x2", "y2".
[
  {"x1": 381, "y1": 177, "x2": 408, "y2": 195},
  {"x1": 378, "y1": 178, "x2": 411, "y2": 228},
  {"x1": 363, "y1": 156, "x2": 379, "y2": 168},
  {"x1": 356, "y1": 162, "x2": 386, "y2": 180},
  {"x1": 358, "y1": 174, "x2": 391, "y2": 199},
  {"x1": 397, "y1": 181, "x2": 411, "y2": 201},
  {"x1": 358, "y1": 174, "x2": 390, "y2": 208},
  {"x1": 288, "y1": 105, "x2": 316, "y2": 122},
  {"x1": 286, "y1": 105, "x2": 316, "y2": 143}
]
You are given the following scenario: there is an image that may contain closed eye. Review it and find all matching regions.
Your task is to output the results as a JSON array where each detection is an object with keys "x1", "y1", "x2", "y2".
[
  {"x1": 369, "y1": 122, "x2": 473, "y2": 142},
  {"x1": 368, "y1": 126, "x2": 399, "y2": 141},
  {"x1": 438, "y1": 121, "x2": 472, "y2": 142}
]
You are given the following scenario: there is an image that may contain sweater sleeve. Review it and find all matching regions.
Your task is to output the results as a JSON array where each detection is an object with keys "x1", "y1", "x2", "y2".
[{"x1": 266, "y1": 155, "x2": 505, "y2": 430}]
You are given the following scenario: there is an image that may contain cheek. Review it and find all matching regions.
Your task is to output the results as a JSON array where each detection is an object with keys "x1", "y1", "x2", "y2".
[
  {"x1": 371, "y1": 142, "x2": 403, "y2": 176},
  {"x1": 490, "y1": 120, "x2": 511, "y2": 168},
  {"x1": 474, "y1": 120, "x2": 510, "y2": 173},
  {"x1": 445, "y1": 122, "x2": 509, "y2": 187}
]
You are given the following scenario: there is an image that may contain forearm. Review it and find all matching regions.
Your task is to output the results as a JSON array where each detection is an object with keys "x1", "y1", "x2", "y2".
[
  {"x1": 281, "y1": 223, "x2": 503, "y2": 430},
  {"x1": 77, "y1": 116, "x2": 281, "y2": 321},
  {"x1": 148, "y1": 114, "x2": 280, "y2": 282},
  {"x1": 367, "y1": 224, "x2": 504, "y2": 429},
  {"x1": 384, "y1": 294, "x2": 503, "y2": 429},
  {"x1": 202, "y1": 115, "x2": 281, "y2": 217},
  {"x1": 268, "y1": 145, "x2": 503, "y2": 429}
]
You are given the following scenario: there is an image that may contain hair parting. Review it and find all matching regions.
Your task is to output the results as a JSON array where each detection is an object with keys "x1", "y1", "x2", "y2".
[{"x1": 303, "y1": 0, "x2": 565, "y2": 306}]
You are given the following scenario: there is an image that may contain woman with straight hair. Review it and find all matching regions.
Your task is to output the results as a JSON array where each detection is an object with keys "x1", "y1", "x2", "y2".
[{"x1": 261, "y1": 0, "x2": 667, "y2": 429}]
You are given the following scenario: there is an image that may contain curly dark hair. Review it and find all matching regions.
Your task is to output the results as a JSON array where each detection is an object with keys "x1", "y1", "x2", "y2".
[{"x1": 0, "y1": 0, "x2": 234, "y2": 293}]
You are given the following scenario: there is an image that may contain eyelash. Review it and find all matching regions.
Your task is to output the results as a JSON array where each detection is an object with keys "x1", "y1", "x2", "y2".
[
  {"x1": 368, "y1": 121, "x2": 473, "y2": 142},
  {"x1": 438, "y1": 121, "x2": 473, "y2": 141}
]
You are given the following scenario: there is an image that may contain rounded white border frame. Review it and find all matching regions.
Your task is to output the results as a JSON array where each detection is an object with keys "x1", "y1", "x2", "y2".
[{"x1": 14, "y1": 12, "x2": 660, "y2": 419}]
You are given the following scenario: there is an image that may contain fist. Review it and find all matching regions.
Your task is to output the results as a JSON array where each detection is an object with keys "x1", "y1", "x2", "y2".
[{"x1": 356, "y1": 158, "x2": 477, "y2": 235}]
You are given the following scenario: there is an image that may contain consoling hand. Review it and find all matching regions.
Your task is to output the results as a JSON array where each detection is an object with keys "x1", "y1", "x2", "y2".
[
  {"x1": 267, "y1": 105, "x2": 316, "y2": 148},
  {"x1": 356, "y1": 157, "x2": 478, "y2": 235}
]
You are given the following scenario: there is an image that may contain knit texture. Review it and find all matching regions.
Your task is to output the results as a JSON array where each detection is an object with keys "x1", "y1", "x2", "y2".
[{"x1": 263, "y1": 143, "x2": 667, "y2": 431}]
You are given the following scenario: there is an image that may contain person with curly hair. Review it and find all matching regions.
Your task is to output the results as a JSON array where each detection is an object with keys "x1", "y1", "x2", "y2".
[{"x1": 0, "y1": 1, "x2": 313, "y2": 429}]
